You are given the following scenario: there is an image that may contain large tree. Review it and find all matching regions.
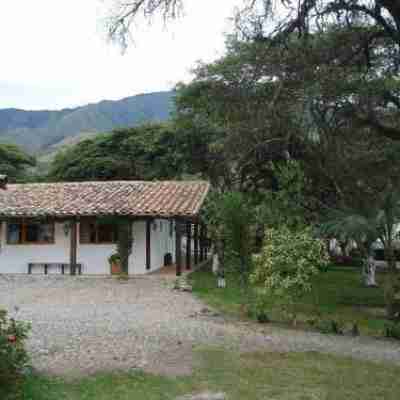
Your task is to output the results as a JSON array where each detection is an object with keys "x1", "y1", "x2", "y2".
[
  {"x1": 0, "y1": 144, "x2": 36, "y2": 182},
  {"x1": 174, "y1": 38, "x2": 309, "y2": 193},
  {"x1": 174, "y1": 34, "x2": 400, "y2": 212},
  {"x1": 48, "y1": 124, "x2": 184, "y2": 181},
  {"x1": 106, "y1": 0, "x2": 400, "y2": 141}
]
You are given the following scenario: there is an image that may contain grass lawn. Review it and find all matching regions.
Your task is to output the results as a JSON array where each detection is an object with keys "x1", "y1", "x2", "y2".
[
  {"x1": 189, "y1": 265, "x2": 390, "y2": 336},
  {"x1": 11, "y1": 348, "x2": 400, "y2": 400}
]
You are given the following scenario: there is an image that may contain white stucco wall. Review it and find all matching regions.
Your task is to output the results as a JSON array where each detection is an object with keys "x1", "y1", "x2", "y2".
[
  {"x1": 0, "y1": 222, "x2": 71, "y2": 274},
  {"x1": 0, "y1": 219, "x2": 175, "y2": 275}
]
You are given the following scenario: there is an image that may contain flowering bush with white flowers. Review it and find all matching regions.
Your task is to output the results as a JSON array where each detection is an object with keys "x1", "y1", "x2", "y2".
[{"x1": 251, "y1": 226, "x2": 329, "y2": 318}]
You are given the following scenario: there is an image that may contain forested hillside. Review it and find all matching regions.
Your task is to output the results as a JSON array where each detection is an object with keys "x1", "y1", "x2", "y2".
[{"x1": 0, "y1": 91, "x2": 174, "y2": 153}]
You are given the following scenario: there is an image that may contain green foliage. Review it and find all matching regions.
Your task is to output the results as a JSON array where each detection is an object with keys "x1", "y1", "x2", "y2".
[
  {"x1": 0, "y1": 309, "x2": 30, "y2": 395},
  {"x1": 116, "y1": 220, "x2": 133, "y2": 275},
  {"x1": 322, "y1": 188, "x2": 400, "y2": 256},
  {"x1": 0, "y1": 144, "x2": 35, "y2": 182},
  {"x1": 204, "y1": 191, "x2": 254, "y2": 282},
  {"x1": 313, "y1": 319, "x2": 345, "y2": 335},
  {"x1": 385, "y1": 322, "x2": 400, "y2": 340},
  {"x1": 99, "y1": 216, "x2": 133, "y2": 275},
  {"x1": 260, "y1": 160, "x2": 312, "y2": 229},
  {"x1": 321, "y1": 188, "x2": 400, "y2": 317},
  {"x1": 251, "y1": 226, "x2": 329, "y2": 318},
  {"x1": 191, "y1": 265, "x2": 391, "y2": 336},
  {"x1": 174, "y1": 38, "x2": 308, "y2": 194},
  {"x1": 174, "y1": 26, "x2": 400, "y2": 223},
  {"x1": 108, "y1": 253, "x2": 120, "y2": 265},
  {"x1": 49, "y1": 124, "x2": 183, "y2": 181}
]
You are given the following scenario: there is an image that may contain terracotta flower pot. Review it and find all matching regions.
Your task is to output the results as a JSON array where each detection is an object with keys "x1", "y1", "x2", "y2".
[{"x1": 111, "y1": 262, "x2": 122, "y2": 275}]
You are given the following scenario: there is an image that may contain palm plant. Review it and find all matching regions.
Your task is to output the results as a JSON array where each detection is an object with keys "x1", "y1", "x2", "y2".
[{"x1": 321, "y1": 188, "x2": 400, "y2": 319}]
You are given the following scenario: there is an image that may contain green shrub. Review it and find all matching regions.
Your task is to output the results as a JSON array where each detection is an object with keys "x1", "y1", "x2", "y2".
[
  {"x1": 0, "y1": 309, "x2": 31, "y2": 394},
  {"x1": 314, "y1": 319, "x2": 344, "y2": 335},
  {"x1": 351, "y1": 323, "x2": 360, "y2": 337},
  {"x1": 385, "y1": 322, "x2": 400, "y2": 340},
  {"x1": 256, "y1": 312, "x2": 270, "y2": 324},
  {"x1": 251, "y1": 226, "x2": 329, "y2": 321},
  {"x1": 251, "y1": 296, "x2": 271, "y2": 323}
]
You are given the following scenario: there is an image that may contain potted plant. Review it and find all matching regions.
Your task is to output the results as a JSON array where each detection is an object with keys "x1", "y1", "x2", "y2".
[{"x1": 108, "y1": 252, "x2": 122, "y2": 275}]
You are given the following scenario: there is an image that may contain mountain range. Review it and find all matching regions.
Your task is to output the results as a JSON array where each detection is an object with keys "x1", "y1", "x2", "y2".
[{"x1": 0, "y1": 91, "x2": 175, "y2": 154}]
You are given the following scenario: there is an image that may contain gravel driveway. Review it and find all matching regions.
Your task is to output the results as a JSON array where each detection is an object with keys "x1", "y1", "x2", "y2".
[{"x1": 1, "y1": 275, "x2": 399, "y2": 377}]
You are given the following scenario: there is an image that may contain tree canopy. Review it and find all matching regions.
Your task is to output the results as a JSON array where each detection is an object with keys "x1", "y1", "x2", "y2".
[
  {"x1": 106, "y1": 0, "x2": 400, "y2": 142},
  {"x1": 173, "y1": 33, "x2": 400, "y2": 216},
  {"x1": 0, "y1": 144, "x2": 36, "y2": 182},
  {"x1": 48, "y1": 124, "x2": 185, "y2": 181}
]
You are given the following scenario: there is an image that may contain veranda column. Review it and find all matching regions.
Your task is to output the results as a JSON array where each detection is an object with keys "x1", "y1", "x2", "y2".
[
  {"x1": 146, "y1": 219, "x2": 152, "y2": 271},
  {"x1": 175, "y1": 219, "x2": 183, "y2": 276},
  {"x1": 200, "y1": 223, "x2": 205, "y2": 262},
  {"x1": 194, "y1": 223, "x2": 199, "y2": 265},
  {"x1": 204, "y1": 225, "x2": 209, "y2": 260},
  {"x1": 70, "y1": 219, "x2": 78, "y2": 275},
  {"x1": 186, "y1": 221, "x2": 192, "y2": 270}
]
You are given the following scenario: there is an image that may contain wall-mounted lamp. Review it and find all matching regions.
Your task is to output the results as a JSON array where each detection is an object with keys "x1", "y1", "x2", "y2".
[{"x1": 63, "y1": 222, "x2": 71, "y2": 237}]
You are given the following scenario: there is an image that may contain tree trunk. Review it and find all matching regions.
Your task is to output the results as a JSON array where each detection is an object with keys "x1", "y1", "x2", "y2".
[
  {"x1": 340, "y1": 240, "x2": 349, "y2": 257},
  {"x1": 362, "y1": 255, "x2": 378, "y2": 287},
  {"x1": 212, "y1": 250, "x2": 220, "y2": 275},
  {"x1": 384, "y1": 245, "x2": 398, "y2": 319},
  {"x1": 212, "y1": 239, "x2": 225, "y2": 277}
]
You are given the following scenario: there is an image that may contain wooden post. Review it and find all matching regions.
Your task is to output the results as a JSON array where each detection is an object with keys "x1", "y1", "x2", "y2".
[
  {"x1": 70, "y1": 219, "x2": 77, "y2": 275},
  {"x1": 200, "y1": 224, "x2": 205, "y2": 262},
  {"x1": 175, "y1": 219, "x2": 182, "y2": 276},
  {"x1": 186, "y1": 221, "x2": 192, "y2": 270},
  {"x1": 146, "y1": 219, "x2": 152, "y2": 271},
  {"x1": 194, "y1": 223, "x2": 199, "y2": 265},
  {"x1": 204, "y1": 225, "x2": 209, "y2": 260}
]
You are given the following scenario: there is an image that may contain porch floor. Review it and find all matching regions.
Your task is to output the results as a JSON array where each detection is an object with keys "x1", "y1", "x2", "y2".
[{"x1": 152, "y1": 255, "x2": 210, "y2": 276}]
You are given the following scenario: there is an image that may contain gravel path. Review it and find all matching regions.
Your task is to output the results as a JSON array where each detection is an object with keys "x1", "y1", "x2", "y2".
[{"x1": 0, "y1": 275, "x2": 399, "y2": 377}]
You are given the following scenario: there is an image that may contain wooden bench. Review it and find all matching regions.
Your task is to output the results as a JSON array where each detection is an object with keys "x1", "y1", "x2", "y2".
[{"x1": 28, "y1": 263, "x2": 82, "y2": 275}]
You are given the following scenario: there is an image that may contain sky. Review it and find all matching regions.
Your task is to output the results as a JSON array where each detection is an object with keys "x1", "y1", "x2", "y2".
[{"x1": 0, "y1": 0, "x2": 241, "y2": 110}]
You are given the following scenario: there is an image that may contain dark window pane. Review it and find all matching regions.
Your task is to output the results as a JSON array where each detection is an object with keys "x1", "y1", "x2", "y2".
[
  {"x1": 38, "y1": 223, "x2": 53, "y2": 243},
  {"x1": 98, "y1": 224, "x2": 114, "y2": 243},
  {"x1": 7, "y1": 224, "x2": 21, "y2": 244},
  {"x1": 7, "y1": 221, "x2": 54, "y2": 244},
  {"x1": 26, "y1": 224, "x2": 40, "y2": 243},
  {"x1": 89, "y1": 223, "x2": 97, "y2": 243},
  {"x1": 80, "y1": 220, "x2": 118, "y2": 244}
]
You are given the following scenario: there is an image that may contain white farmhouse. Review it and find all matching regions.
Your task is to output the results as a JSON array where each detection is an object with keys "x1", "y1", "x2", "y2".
[{"x1": 0, "y1": 177, "x2": 210, "y2": 276}]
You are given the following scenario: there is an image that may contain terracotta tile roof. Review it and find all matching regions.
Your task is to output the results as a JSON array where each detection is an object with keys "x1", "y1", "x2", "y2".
[{"x1": 0, "y1": 181, "x2": 210, "y2": 219}]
